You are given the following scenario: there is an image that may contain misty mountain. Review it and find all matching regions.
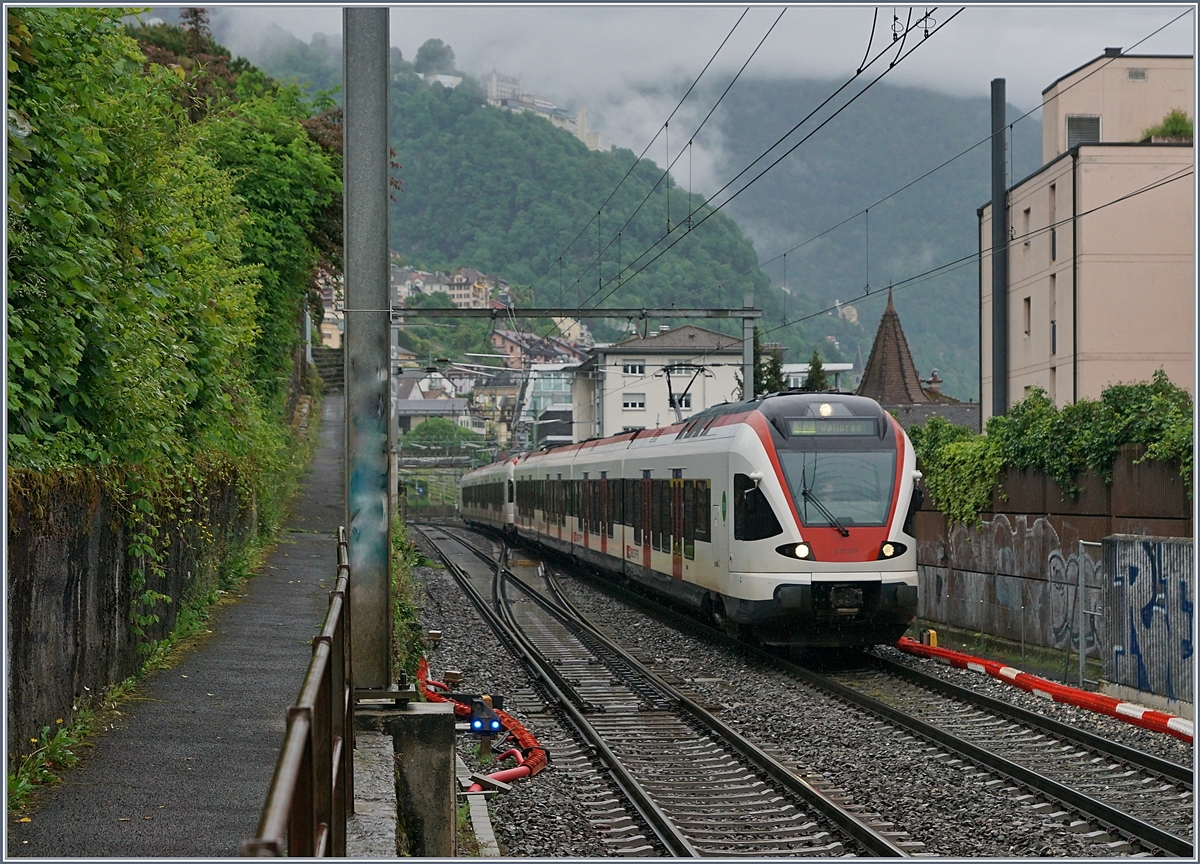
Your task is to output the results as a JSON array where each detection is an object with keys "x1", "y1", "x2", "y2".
[
  {"x1": 702, "y1": 77, "x2": 1042, "y2": 398},
  {"x1": 237, "y1": 28, "x2": 1044, "y2": 399}
]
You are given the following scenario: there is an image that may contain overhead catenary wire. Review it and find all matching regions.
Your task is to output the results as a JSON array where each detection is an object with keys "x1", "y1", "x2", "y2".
[
  {"x1": 579, "y1": 7, "x2": 959, "y2": 315},
  {"x1": 671, "y1": 5, "x2": 1194, "y2": 311},
  {"x1": 548, "y1": 6, "x2": 789, "y2": 311},
  {"x1": 746, "y1": 163, "x2": 1194, "y2": 346},
  {"x1": 530, "y1": 7, "x2": 751, "y2": 310}
]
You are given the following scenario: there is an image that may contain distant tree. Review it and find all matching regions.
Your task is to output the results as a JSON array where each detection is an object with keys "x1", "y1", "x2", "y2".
[
  {"x1": 179, "y1": 7, "x2": 210, "y2": 56},
  {"x1": 1142, "y1": 108, "x2": 1193, "y2": 139},
  {"x1": 759, "y1": 332, "x2": 787, "y2": 395},
  {"x1": 403, "y1": 417, "x2": 482, "y2": 450},
  {"x1": 414, "y1": 38, "x2": 455, "y2": 75},
  {"x1": 803, "y1": 350, "x2": 829, "y2": 391}
]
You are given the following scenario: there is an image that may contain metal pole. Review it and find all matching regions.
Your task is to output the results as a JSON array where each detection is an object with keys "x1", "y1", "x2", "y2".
[
  {"x1": 343, "y1": 7, "x2": 391, "y2": 690},
  {"x1": 990, "y1": 78, "x2": 1009, "y2": 417},
  {"x1": 389, "y1": 326, "x2": 399, "y2": 523},
  {"x1": 304, "y1": 306, "x2": 313, "y2": 366},
  {"x1": 1078, "y1": 540, "x2": 1086, "y2": 688},
  {"x1": 1078, "y1": 540, "x2": 1102, "y2": 689},
  {"x1": 742, "y1": 294, "x2": 755, "y2": 401}
]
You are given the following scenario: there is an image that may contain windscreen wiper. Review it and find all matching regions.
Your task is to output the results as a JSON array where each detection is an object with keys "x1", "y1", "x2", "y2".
[{"x1": 801, "y1": 487, "x2": 850, "y2": 537}]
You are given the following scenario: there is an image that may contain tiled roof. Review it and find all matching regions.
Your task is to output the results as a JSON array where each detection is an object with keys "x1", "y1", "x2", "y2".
[
  {"x1": 856, "y1": 290, "x2": 930, "y2": 404},
  {"x1": 607, "y1": 324, "x2": 742, "y2": 354}
]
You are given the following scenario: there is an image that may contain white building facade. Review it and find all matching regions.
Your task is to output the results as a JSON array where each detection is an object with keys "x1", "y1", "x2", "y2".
[{"x1": 570, "y1": 325, "x2": 743, "y2": 441}]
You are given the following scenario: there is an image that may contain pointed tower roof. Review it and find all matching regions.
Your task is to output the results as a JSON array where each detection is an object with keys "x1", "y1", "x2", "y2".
[{"x1": 856, "y1": 289, "x2": 930, "y2": 404}]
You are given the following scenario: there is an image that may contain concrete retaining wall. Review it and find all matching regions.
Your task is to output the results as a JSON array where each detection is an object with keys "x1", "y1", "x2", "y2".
[
  {"x1": 6, "y1": 471, "x2": 255, "y2": 767},
  {"x1": 914, "y1": 447, "x2": 1191, "y2": 674}
]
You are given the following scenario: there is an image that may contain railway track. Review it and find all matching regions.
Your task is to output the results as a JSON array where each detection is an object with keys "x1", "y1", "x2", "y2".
[
  {"x1": 514, "y1": 537, "x2": 1194, "y2": 857},
  {"x1": 414, "y1": 523, "x2": 923, "y2": 857}
]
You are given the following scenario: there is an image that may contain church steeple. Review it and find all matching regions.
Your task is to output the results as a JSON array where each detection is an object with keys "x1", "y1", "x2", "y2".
[{"x1": 856, "y1": 289, "x2": 930, "y2": 404}]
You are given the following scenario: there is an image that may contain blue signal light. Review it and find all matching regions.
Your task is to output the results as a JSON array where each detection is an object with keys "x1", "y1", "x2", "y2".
[
  {"x1": 472, "y1": 719, "x2": 482, "y2": 729},
  {"x1": 490, "y1": 720, "x2": 501, "y2": 730}
]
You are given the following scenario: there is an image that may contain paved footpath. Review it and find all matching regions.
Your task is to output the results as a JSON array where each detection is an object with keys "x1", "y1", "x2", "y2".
[{"x1": 10, "y1": 396, "x2": 346, "y2": 857}]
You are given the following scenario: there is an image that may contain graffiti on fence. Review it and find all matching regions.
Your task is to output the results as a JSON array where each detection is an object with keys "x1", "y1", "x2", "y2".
[
  {"x1": 1047, "y1": 547, "x2": 1102, "y2": 658},
  {"x1": 1105, "y1": 537, "x2": 1193, "y2": 703}
]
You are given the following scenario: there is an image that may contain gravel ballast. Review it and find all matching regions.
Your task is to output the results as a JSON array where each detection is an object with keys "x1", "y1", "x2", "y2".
[
  {"x1": 410, "y1": 525, "x2": 1189, "y2": 857},
  {"x1": 409, "y1": 532, "x2": 659, "y2": 857},
  {"x1": 551, "y1": 563, "x2": 1182, "y2": 857}
]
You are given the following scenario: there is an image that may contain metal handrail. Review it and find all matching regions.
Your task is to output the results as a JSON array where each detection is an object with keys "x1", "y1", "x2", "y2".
[{"x1": 242, "y1": 527, "x2": 355, "y2": 857}]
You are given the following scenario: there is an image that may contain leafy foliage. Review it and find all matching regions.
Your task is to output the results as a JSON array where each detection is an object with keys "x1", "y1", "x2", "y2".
[
  {"x1": 414, "y1": 38, "x2": 456, "y2": 75},
  {"x1": 1142, "y1": 108, "x2": 1193, "y2": 139},
  {"x1": 7, "y1": 9, "x2": 339, "y2": 661},
  {"x1": 403, "y1": 417, "x2": 484, "y2": 451},
  {"x1": 385, "y1": 68, "x2": 776, "y2": 346},
  {"x1": 910, "y1": 371, "x2": 1194, "y2": 523}
]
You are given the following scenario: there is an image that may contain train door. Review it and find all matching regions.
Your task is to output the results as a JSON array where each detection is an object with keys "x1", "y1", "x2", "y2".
[
  {"x1": 641, "y1": 470, "x2": 651, "y2": 570},
  {"x1": 576, "y1": 475, "x2": 585, "y2": 549},
  {"x1": 599, "y1": 473, "x2": 608, "y2": 557},
  {"x1": 671, "y1": 469, "x2": 683, "y2": 579}
]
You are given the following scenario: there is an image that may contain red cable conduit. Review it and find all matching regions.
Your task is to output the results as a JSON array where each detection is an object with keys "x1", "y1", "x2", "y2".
[
  {"x1": 896, "y1": 636, "x2": 1193, "y2": 744},
  {"x1": 416, "y1": 657, "x2": 549, "y2": 791}
]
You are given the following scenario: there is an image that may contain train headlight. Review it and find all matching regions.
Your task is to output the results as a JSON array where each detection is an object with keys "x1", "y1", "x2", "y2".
[
  {"x1": 878, "y1": 541, "x2": 908, "y2": 559},
  {"x1": 775, "y1": 542, "x2": 813, "y2": 560}
]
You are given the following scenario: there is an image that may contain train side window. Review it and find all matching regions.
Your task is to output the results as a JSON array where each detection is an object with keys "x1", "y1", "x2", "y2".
[
  {"x1": 683, "y1": 480, "x2": 696, "y2": 559},
  {"x1": 734, "y1": 473, "x2": 783, "y2": 541},
  {"x1": 508, "y1": 479, "x2": 514, "y2": 504}
]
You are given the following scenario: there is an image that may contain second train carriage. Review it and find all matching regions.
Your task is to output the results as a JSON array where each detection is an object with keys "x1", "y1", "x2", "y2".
[{"x1": 463, "y1": 392, "x2": 921, "y2": 649}]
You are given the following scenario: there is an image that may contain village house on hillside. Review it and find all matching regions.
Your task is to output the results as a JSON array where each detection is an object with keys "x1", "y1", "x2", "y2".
[
  {"x1": 392, "y1": 265, "x2": 507, "y2": 310},
  {"x1": 483, "y1": 70, "x2": 611, "y2": 152},
  {"x1": 980, "y1": 50, "x2": 1194, "y2": 417}
]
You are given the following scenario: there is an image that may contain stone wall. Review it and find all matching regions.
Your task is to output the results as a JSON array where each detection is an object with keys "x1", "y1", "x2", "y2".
[{"x1": 6, "y1": 471, "x2": 255, "y2": 766}]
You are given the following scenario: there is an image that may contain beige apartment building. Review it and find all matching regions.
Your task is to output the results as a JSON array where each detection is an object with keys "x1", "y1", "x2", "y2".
[
  {"x1": 980, "y1": 51, "x2": 1194, "y2": 419},
  {"x1": 570, "y1": 325, "x2": 743, "y2": 441}
]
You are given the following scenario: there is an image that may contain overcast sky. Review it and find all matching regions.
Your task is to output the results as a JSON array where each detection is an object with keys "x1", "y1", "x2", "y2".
[{"x1": 208, "y1": 4, "x2": 1194, "y2": 160}]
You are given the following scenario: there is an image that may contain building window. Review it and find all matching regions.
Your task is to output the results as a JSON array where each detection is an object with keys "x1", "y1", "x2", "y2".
[
  {"x1": 1022, "y1": 208, "x2": 1031, "y2": 246},
  {"x1": 622, "y1": 393, "x2": 646, "y2": 410},
  {"x1": 1023, "y1": 297, "x2": 1031, "y2": 336},
  {"x1": 1127, "y1": 68, "x2": 1147, "y2": 81},
  {"x1": 622, "y1": 359, "x2": 645, "y2": 375},
  {"x1": 1066, "y1": 115, "x2": 1101, "y2": 149},
  {"x1": 669, "y1": 393, "x2": 692, "y2": 409}
]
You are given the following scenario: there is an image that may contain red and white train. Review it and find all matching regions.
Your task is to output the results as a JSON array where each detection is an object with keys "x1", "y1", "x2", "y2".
[{"x1": 461, "y1": 392, "x2": 921, "y2": 648}]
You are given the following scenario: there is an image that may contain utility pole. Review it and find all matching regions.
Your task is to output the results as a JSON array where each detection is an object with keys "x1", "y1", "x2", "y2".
[
  {"x1": 343, "y1": 7, "x2": 391, "y2": 690},
  {"x1": 743, "y1": 295, "x2": 755, "y2": 401},
  {"x1": 991, "y1": 77, "x2": 1009, "y2": 417}
]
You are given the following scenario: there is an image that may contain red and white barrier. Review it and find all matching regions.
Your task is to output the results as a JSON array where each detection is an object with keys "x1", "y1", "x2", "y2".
[{"x1": 896, "y1": 636, "x2": 1193, "y2": 744}]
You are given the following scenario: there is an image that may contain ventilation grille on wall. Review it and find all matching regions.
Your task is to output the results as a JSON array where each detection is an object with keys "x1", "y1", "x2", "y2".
[
  {"x1": 1127, "y1": 68, "x2": 1147, "y2": 81},
  {"x1": 1066, "y1": 115, "x2": 1101, "y2": 149}
]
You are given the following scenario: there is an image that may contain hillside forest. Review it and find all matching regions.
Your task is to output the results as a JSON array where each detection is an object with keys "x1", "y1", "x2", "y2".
[{"x1": 212, "y1": 19, "x2": 1049, "y2": 400}]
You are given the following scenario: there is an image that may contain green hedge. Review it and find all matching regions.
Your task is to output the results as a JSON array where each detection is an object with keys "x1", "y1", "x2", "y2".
[{"x1": 910, "y1": 371, "x2": 1193, "y2": 524}]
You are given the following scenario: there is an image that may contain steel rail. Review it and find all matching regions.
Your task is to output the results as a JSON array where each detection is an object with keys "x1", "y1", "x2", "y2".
[
  {"x1": 412, "y1": 525, "x2": 698, "y2": 857},
  {"x1": 870, "y1": 654, "x2": 1193, "y2": 787},
  {"x1": 535, "y1": 568, "x2": 916, "y2": 858},
  {"x1": 538, "y1": 549, "x2": 1194, "y2": 858},
  {"x1": 439, "y1": 525, "x2": 912, "y2": 857}
]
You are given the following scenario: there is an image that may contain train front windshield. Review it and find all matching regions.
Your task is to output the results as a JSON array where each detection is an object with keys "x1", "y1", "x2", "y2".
[
  {"x1": 776, "y1": 416, "x2": 896, "y2": 528},
  {"x1": 778, "y1": 450, "x2": 896, "y2": 527}
]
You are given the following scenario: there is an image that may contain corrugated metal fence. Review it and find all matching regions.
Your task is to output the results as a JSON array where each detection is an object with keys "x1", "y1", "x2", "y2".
[{"x1": 1103, "y1": 536, "x2": 1194, "y2": 703}]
